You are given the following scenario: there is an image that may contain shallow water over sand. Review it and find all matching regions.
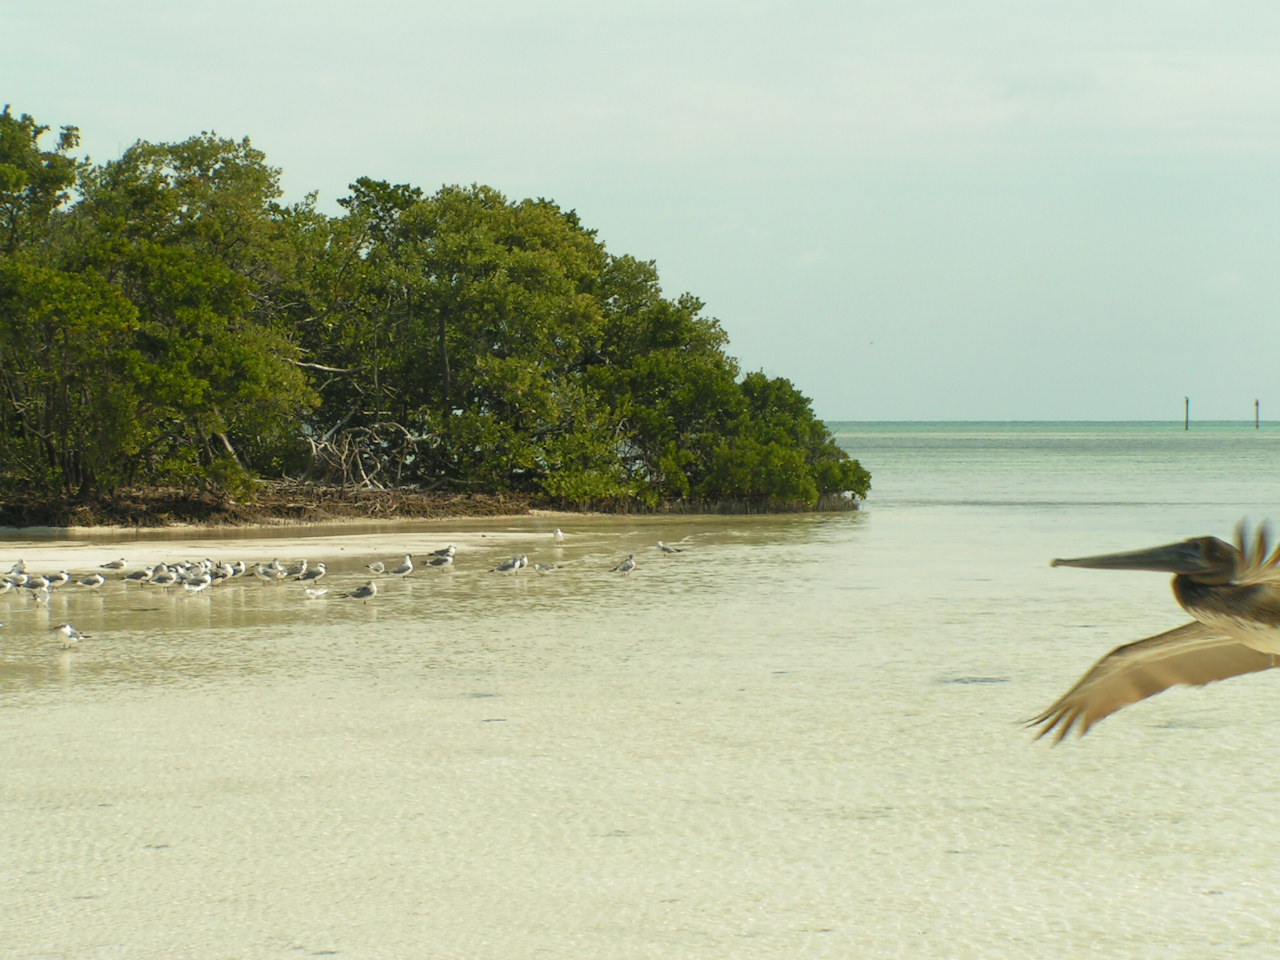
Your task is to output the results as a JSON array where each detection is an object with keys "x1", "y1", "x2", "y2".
[{"x1": 7, "y1": 428, "x2": 1280, "y2": 958}]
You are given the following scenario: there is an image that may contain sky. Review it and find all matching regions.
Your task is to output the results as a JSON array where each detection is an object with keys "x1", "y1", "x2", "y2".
[{"x1": 8, "y1": 1, "x2": 1280, "y2": 420}]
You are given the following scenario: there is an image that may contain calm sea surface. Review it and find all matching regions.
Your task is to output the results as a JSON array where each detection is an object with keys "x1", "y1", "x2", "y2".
[{"x1": 5, "y1": 421, "x2": 1280, "y2": 959}]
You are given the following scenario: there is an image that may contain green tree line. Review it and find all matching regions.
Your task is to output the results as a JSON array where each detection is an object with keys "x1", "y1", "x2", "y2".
[{"x1": 0, "y1": 106, "x2": 869, "y2": 509}]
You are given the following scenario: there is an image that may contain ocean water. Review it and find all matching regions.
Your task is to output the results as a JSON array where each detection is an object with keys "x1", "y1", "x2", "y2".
[{"x1": 4, "y1": 421, "x2": 1280, "y2": 959}]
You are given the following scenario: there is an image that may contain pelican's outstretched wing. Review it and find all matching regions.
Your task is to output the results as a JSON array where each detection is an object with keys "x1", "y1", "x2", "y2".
[{"x1": 1027, "y1": 621, "x2": 1279, "y2": 742}]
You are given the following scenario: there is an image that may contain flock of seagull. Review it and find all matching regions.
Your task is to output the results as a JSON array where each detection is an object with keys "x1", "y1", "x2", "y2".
[{"x1": 0, "y1": 528, "x2": 689, "y2": 650}]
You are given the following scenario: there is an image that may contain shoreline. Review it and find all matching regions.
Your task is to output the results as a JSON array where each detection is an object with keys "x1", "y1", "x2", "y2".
[
  {"x1": 0, "y1": 482, "x2": 859, "y2": 533},
  {"x1": 0, "y1": 483, "x2": 535, "y2": 532}
]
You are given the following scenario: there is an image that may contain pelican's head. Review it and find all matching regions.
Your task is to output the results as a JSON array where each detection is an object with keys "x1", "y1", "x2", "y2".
[{"x1": 1052, "y1": 535, "x2": 1238, "y2": 583}]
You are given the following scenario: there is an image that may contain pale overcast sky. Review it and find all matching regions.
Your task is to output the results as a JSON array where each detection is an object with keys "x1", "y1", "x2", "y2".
[{"x1": 8, "y1": 1, "x2": 1280, "y2": 420}]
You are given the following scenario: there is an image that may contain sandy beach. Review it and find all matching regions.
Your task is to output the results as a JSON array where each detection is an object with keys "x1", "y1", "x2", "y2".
[{"x1": 0, "y1": 514, "x2": 574, "y2": 575}]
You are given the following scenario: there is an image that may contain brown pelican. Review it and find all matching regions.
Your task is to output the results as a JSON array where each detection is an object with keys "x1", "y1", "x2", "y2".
[{"x1": 1030, "y1": 523, "x2": 1280, "y2": 742}]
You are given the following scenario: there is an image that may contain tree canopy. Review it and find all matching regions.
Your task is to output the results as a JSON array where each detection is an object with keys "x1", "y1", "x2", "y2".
[{"x1": 0, "y1": 106, "x2": 869, "y2": 510}]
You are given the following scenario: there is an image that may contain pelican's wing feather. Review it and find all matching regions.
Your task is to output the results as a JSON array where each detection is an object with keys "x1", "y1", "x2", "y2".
[
  {"x1": 1027, "y1": 621, "x2": 1278, "y2": 743},
  {"x1": 1233, "y1": 521, "x2": 1280, "y2": 585}
]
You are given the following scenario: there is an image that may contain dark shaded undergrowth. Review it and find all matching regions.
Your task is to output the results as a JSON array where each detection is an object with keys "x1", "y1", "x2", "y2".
[
  {"x1": 0, "y1": 483, "x2": 861, "y2": 529},
  {"x1": 0, "y1": 484, "x2": 533, "y2": 529}
]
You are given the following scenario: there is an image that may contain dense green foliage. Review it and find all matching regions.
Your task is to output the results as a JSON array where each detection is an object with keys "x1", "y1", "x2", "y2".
[{"x1": 0, "y1": 107, "x2": 869, "y2": 509}]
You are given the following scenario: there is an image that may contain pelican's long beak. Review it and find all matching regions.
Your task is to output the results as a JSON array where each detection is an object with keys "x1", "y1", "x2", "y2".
[{"x1": 1051, "y1": 538, "x2": 1213, "y2": 574}]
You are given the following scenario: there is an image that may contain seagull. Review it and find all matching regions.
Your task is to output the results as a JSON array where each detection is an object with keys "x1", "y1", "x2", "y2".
[
  {"x1": 124, "y1": 566, "x2": 154, "y2": 584},
  {"x1": 365, "y1": 560, "x2": 385, "y2": 575},
  {"x1": 387, "y1": 555, "x2": 414, "y2": 577},
  {"x1": 491, "y1": 556, "x2": 524, "y2": 573},
  {"x1": 254, "y1": 563, "x2": 287, "y2": 584},
  {"x1": 1030, "y1": 522, "x2": 1280, "y2": 742},
  {"x1": 304, "y1": 586, "x2": 329, "y2": 600},
  {"x1": 429, "y1": 544, "x2": 456, "y2": 558},
  {"x1": 297, "y1": 562, "x2": 326, "y2": 584},
  {"x1": 553, "y1": 528, "x2": 565, "y2": 543},
  {"x1": 534, "y1": 562, "x2": 558, "y2": 574},
  {"x1": 657, "y1": 541, "x2": 684, "y2": 555},
  {"x1": 338, "y1": 581, "x2": 377, "y2": 602},
  {"x1": 612, "y1": 555, "x2": 637, "y2": 574},
  {"x1": 100, "y1": 558, "x2": 127, "y2": 571},
  {"x1": 54, "y1": 623, "x2": 90, "y2": 648},
  {"x1": 150, "y1": 566, "x2": 178, "y2": 587},
  {"x1": 46, "y1": 571, "x2": 71, "y2": 588},
  {"x1": 77, "y1": 573, "x2": 106, "y2": 589},
  {"x1": 9, "y1": 560, "x2": 25, "y2": 575},
  {"x1": 426, "y1": 554, "x2": 453, "y2": 569}
]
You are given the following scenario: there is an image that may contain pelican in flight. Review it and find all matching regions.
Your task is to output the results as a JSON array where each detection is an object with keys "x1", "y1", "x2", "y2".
[{"x1": 1030, "y1": 523, "x2": 1280, "y2": 742}]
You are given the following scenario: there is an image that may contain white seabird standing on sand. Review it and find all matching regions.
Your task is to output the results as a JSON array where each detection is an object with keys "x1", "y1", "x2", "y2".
[
  {"x1": 612, "y1": 555, "x2": 637, "y2": 574},
  {"x1": 297, "y1": 562, "x2": 326, "y2": 584},
  {"x1": 54, "y1": 623, "x2": 90, "y2": 648},
  {"x1": 339, "y1": 581, "x2": 378, "y2": 602}
]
